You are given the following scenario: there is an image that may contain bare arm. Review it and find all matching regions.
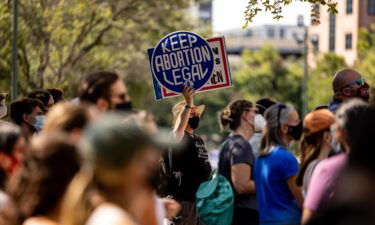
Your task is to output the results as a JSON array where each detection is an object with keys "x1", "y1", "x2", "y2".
[
  {"x1": 231, "y1": 164, "x2": 256, "y2": 194},
  {"x1": 287, "y1": 176, "x2": 304, "y2": 207},
  {"x1": 301, "y1": 208, "x2": 314, "y2": 225},
  {"x1": 173, "y1": 86, "x2": 194, "y2": 143}
]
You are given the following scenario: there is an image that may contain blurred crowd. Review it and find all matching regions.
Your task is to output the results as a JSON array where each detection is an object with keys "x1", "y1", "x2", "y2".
[{"x1": 0, "y1": 68, "x2": 373, "y2": 225}]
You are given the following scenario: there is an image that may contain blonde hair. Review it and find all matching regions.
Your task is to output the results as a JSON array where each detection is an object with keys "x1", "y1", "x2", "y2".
[{"x1": 44, "y1": 103, "x2": 90, "y2": 132}]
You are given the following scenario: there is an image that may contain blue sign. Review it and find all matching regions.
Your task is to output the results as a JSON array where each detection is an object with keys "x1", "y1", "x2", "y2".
[{"x1": 150, "y1": 31, "x2": 214, "y2": 93}]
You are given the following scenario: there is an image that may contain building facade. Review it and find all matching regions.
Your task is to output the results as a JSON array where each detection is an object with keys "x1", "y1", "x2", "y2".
[
  {"x1": 223, "y1": 24, "x2": 306, "y2": 57},
  {"x1": 308, "y1": 0, "x2": 375, "y2": 66}
]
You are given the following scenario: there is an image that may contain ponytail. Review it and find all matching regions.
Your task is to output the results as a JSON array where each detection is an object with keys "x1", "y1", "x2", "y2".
[{"x1": 219, "y1": 100, "x2": 253, "y2": 132}]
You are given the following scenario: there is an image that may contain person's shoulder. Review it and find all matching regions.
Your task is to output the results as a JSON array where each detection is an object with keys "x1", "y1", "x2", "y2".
[
  {"x1": 86, "y1": 203, "x2": 137, "y2": 225},
  {"x1": 231, "y1": 135, "x2": 251, "y2": 148},
  {"x1": 23, "y1": 217, "x2": 58, "y2": 225},
  {"x1": 273, "y1": 147, "x2": 294, "y2": 157},
  {"x1": 315, "y1": 153, "x2": 347, "y2": 172}
]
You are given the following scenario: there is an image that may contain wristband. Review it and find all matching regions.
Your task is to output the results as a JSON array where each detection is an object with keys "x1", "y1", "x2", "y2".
[{"x1": 185, "y1": 105, "x2": 192, "y2": 109}]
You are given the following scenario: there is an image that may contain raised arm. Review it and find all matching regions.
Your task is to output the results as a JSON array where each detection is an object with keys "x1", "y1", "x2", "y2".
[{"x1": 173, "y1": 86, "x2": 194, "y2": 143}]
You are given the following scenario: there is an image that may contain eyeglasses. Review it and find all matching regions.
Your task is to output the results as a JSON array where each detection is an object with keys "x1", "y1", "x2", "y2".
[
  {"x1": 343, "y1": 77, "x2": 365, "y2": 89},
  {"x1": 277, "y1": 104, "x2": 287, "y2": 127}
]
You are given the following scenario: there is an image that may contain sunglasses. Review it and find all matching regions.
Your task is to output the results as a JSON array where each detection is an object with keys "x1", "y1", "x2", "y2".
[{"x1": 343, "y1": 77, "x2": 365, "y2": 89}]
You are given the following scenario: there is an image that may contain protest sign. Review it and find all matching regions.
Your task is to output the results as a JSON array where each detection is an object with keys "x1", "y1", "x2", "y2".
[{"x1": 148, "y1": 33, "x2": 231, "y2": 101}]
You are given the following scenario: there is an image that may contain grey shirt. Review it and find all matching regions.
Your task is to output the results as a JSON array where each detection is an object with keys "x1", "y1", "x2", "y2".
[
  {"x1": 302, "y1": 159, "x2": 321, "y2": 196},
  {"x1": 218, "y1": 135, "x2": 258, "y2": 210}
]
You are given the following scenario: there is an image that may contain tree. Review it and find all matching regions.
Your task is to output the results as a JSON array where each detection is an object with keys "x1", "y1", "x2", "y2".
[
  {"x1": 307, "y1": 53, "x2": 346, "y2": 109},
  {"x1": 233, "y1": 44, "x2": 303, "y2": 112},
  {"x1": 243, "y1": 0, "x2": 338, "y2": 28},
  {"x1": 356, "y1": 25, "x2": 375, "y2": 103},
  {"x1": 0, "y1": 0, "x2": 192, "y2": 97}
]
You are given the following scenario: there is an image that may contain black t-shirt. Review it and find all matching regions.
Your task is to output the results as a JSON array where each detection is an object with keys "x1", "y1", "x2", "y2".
[
  {"x1": 167, "y1": 132, "x2": 212, "y2": 201},
  {"x1": 218, "y1": 135, "x2": 258, "y2": 210}
]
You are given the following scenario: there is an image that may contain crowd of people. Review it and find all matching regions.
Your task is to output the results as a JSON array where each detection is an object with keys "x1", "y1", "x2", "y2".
[{"x1": 0, "y1": 68, "x2": 373, "y2": 225}]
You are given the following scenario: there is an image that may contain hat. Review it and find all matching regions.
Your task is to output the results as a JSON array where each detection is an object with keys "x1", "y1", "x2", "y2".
[
  {"x1": 303, "y1": 109, "x2": 335, "y2": 136},
  {"x1": 172, "y1": 101, "x2": 205, "y2": 127}
]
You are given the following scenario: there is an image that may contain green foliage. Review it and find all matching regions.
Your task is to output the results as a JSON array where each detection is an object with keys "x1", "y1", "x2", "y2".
[
  {"x1": 307, "y1": 53, "x2": 346, "y2": 110},
  {"x1": 233, "y1": 44, "x2": 303, "y2": 112},
  {"x1": 0, "y1": 0, "x2": 192, "y2": 97},
  {"x1": 355, "y1": 25, "x2": 375, "y2": 103},
  {"x1": 243, "y1": 0, "x2": 338, "y2": 29}
]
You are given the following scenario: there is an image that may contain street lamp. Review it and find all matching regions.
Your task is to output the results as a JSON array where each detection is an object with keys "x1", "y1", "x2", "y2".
[{"x1": 293, "y1": 16, "x2": 309, "y2": 116}]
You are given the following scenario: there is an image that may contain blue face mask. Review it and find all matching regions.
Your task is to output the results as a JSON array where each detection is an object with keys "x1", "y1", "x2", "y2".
[{"x1": 33, "y1": 115, "x2": 45, "y2": 132}]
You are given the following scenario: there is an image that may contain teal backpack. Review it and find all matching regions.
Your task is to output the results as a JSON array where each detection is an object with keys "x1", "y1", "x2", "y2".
[{"x1": 196, "y1": 140, "x2": 234, "y2": 225}]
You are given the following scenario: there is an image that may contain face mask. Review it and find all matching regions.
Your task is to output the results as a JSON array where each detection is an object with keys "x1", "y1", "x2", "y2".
[
  {"x1": 0, "y1": 105, "x2": 7, "y2": 118},
  {"x1": 254, "y1": 114, "x2": 266, "y2": 132},
  {"x1": 287, "y1": 121, "x2": 303, "y2": 141},
  {"x1": 188, "y1": 116, "x2": 200, "y2": 130},
  {"x1": 33, "y1": 115, "x2": 45, "y2": 132},
  {"x1": 356, "y1": 83, "x2": 370, "y2": 102},
  {"x1": 115, "y1": 101, "x2": 132, "y2": 111}
]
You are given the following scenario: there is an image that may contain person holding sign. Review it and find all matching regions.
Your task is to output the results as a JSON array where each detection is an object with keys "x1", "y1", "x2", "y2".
[{"x1": 162, "y1": 86, "x2": 212, "y2": 225}]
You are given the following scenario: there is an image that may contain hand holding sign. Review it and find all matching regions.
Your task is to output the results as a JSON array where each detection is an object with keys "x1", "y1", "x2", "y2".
[{"x1": 183, "y1": 86, "x2": 195, "y2": 107}]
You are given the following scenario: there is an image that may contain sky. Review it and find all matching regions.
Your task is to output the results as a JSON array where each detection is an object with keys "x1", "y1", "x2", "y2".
[{"x1": 212, "y1": 0, "x2": 311, "y2": 33}]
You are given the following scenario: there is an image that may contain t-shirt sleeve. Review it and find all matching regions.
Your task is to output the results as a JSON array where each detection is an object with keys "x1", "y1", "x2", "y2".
[
  {"x1": 230, "y1": 139, "x2": 255, "y2": 166},
  {"x1": 304, "y1": 162, "x2": 334, "y2": 212},
  {"x1": 280, "y1": 152, "x2": 299, "y2": 181}
]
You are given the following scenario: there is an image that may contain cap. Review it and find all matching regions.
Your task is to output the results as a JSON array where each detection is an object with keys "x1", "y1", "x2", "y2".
[
  {"x1": 303, "y1": 109, "x2": 335, "y2": 136},
  {"x1": 172, "y1": 101, "x2": 205, "y2": 127}
]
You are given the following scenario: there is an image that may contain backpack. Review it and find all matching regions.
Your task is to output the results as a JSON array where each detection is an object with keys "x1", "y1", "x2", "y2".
[
  {"x1": 195, "y1": 140, "x2": 234, "y2": 225},
  {"x1": 157, "y1": 147, "x2": 173, "y2": 197}
]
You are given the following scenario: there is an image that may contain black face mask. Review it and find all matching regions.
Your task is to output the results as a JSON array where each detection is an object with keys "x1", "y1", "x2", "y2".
[
  {"x1": 115, "y1": 101, "x2": 132, "y2": 111},
  {"x1": 188, "y1": 116, "x2": 200, "y2": 130},
  {"x1": 287, "y1": 121, "x2": 303, "y2": 141}
]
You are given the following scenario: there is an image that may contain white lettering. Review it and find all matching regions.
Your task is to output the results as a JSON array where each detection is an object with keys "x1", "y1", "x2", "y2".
[
  {"x1": 170, "y1": 34, "x2": 180, "y2": 51},
  {"x1": 161, "y1": 39, "x2": 170, "y2": 54},
  {"x1": 172, "y1": 69, "x2": 183, "y2": 85},
  {"x1": 188, "y1": 34, "x2": 197, "y2": 47},
  {"x1": 170, "y1": 53, "x2": 179, "y2": 68},
  {"x1": 199, "y1": 63, "x2": 209, "y2": 78},
  {"x1": 183, "y1": 49, "x2": 191, "y2": 65},
  {"x1": 163, "y1": 54, "x2": 171, "y2": 70},
  {"x1": 176, "y1": 51, "x2": 185, "y2": 67},
  {"x1": 181, "y1": 67, "x2": 191, "y2": 80},
  {"x1": 194, "y1": 47, "x2": 203, "y2": 63},
  {"x1": 190, "y1": 49, "x2": 196, "y2": 64},
  {"x1": 191, "y1": 64, "x2": 201, "y2": 81},
  {"x1": 155, "y1": 55, "x2": 164, "y2": 72},
  {"x1": 179, "y1": 33, "x2": 189, "y2": 49},
  {"x1": 163, "y1": 71, "x2": 174, "y2": 85}
]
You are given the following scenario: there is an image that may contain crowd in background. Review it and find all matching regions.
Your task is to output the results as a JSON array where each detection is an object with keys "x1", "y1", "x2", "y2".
[{"x1": 0, "y1": 68, "x2": 373, "y2": 225}]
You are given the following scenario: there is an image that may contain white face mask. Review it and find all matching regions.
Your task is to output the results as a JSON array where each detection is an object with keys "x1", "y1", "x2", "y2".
[
  {"x1": 254, "y1": 114, "x2": 266, "y2": 132},
  {"x1": 329, "y1": 129, "x2": 341, "y2": 153},
  {"x1": 0, "y1": 105, "x2": 7, "y2": 119}
]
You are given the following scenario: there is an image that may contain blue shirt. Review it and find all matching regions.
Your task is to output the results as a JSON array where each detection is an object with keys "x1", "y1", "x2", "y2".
[{"x1": 254, "y1": 146, "x2": 301, "y2": 225}]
